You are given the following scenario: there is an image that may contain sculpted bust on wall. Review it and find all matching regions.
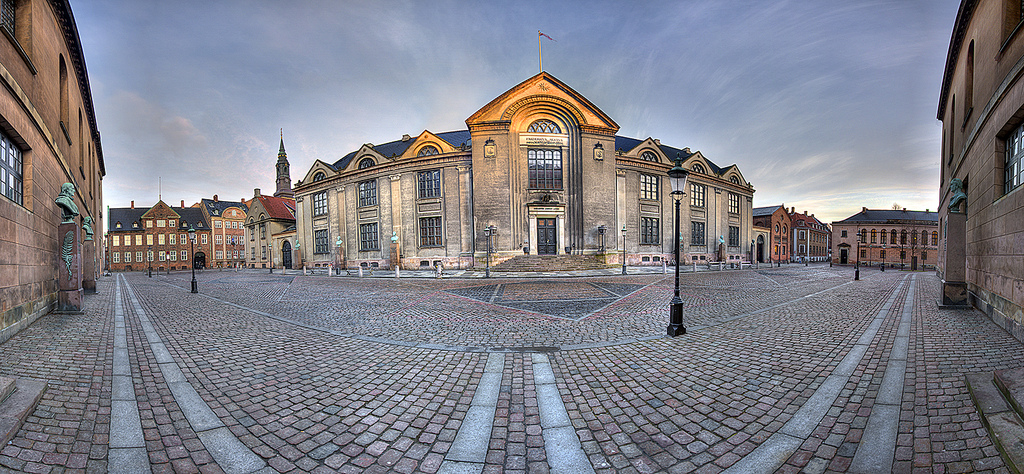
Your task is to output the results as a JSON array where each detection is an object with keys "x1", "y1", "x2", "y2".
[{"x1": 948, "y1": 178, "x2": 967, "y2": 214}]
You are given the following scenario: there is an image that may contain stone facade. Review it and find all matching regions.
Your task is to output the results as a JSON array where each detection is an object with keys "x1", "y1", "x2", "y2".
[
  {"x1": 1, "y1": 0, "x2": 104, "y2": 342},
  {"x1": 830, "y1": 208, "x2": 938, "y2": 270},
  {"x1": 244, "y1": 189, "x2": 296, "y2": 269},
  {"x1": 752, "y1": 205, "x2": 791, "y2": 264},
  {"x1": 938, "y1": 0, "x2": 1024, "y2": 342},
  {"x1": 292, "y1": 73, "x2": 755, "y2": 270},
  {"x1": 105, "y1": 201, "x2": 213, "y2": 272}
]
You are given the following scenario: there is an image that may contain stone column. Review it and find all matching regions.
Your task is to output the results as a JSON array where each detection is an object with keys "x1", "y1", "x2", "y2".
[
  {"x1": 941, "y1": 212, "x2": 968, "y2": 306},
  {"x1": 83, "y1": 240, "x2": 96, "y2": 293},
  {"x1": 57, "y1": 223, "x2": 84, "y2": 313}
]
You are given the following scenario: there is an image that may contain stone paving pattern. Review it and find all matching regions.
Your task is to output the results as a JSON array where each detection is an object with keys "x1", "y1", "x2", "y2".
[{"x1": 0, "y1": 264, "x2": 1021, "y2": 473}]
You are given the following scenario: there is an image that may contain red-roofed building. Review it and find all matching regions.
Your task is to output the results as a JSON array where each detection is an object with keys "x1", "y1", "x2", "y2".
[
  {"x1": 244, "y1": 136, "x2": 297, "y2": 269},
  {"x1": 787, "y1": 207, "x2": 830, "y2": 262}
]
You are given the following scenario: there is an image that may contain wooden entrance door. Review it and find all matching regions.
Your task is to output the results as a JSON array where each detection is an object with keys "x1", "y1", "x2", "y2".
[
  {"x1": 839, "y1": 248, "x2": 848, "y2": 265},
  {"x1": 537, "y1": 218, "x2": 557, "y2": 255}
]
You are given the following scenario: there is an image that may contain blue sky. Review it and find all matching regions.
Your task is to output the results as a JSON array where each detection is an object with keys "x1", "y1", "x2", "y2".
[{"x1": 74, "y1": 0, "x2": 959, "y2": 224}]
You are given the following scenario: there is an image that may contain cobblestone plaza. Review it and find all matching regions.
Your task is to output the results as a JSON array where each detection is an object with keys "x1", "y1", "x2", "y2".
[{"x1": 1, "y1": 265, "x2": 1021, "y2": 473}]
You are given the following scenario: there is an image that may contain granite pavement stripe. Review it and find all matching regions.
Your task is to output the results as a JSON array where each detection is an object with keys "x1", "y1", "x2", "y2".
[
  {"x1": 532, "y1": 352, "x2": 595, "y2": 474},
  {"x1": 109, "y1": 275, "x2": 149, "y2": 471}
]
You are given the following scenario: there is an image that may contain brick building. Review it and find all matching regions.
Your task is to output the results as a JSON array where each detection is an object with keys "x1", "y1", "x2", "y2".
[
  {"x1": 196, "y1": 195, "x2": 248, "y2": 268},
  {"x1": 830, "y1": 208, "x2": 938, "y2": 270},
  {"x1": 787, "y1": 208, "x2": 830, "y2": 262},
  {"x1": 106, "y1": 200, "x2": 213, "y2": 272},
  {"x1": 291, "y1": 72, "x2": 756, "y2": 270},
  {"x1": 752, "y1": 205, "x2": 791, "y2": 264},
  {"x1": 938, "y1": 0, "x2": 1024, "y2": 341},
  {"x1": 1, "y1": 0, "x2": 105, "y2": 341}
]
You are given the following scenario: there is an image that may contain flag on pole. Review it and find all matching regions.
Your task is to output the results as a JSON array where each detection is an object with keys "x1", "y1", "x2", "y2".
[{"x1": 539, "y1": 31, "x2": 556, "y2": 42}]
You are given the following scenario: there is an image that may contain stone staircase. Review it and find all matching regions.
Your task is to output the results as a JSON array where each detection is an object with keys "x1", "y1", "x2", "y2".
[
  {"x1": 966, "y1": 368, "x2": 1024, "y2": 473},
  {"x1": 489, "y1": 255, "x2": 615, "y2": 272},
  {"x1": 0, "y1": 376, "x2": 47, "y2": 447}
]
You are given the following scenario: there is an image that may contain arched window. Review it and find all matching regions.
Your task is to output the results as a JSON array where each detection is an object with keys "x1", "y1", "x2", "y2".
[
  {"x1": 921, "y1": 231, "x2": 928, "y2": 245},
  {"x1": 931, "y1": 231, "x2": 938, "y2": 246},
  {"x1": 640, "y1": 151, "x2": 658, "y2": 162},
  {"x1": 417, "y1": 145, "x2": 439, "y2": 156},
  {"x1": 729, "y1": 175, "x2": 740, "y2": 185},
  {"x1": 870, "y1": 229, "x2": 877, "y2": 243},
  {"x1": 880, "y1": 229, "x2": 887, "y2": 244},
  {"x1": 358, "y1": 158, "x2": 375, "y2": 169},
  {"x1": 900, "y1": 230, "x2": 907, "y2": 245},
  {"x1": 891, "y1": 230, "x2": 898, "y2": 244},
  {"x1": 312, "y1": 171, "x2": 326, "y2": 182},
  {"x1": 527, "y1": 119, "x2": 560, "y2": 134},
  {"x1": 860, "y1": 229, "x2": 867, "y2": 243},
  {"x1": 692, "y1": 163, "x2": 705, "y2": 174}
]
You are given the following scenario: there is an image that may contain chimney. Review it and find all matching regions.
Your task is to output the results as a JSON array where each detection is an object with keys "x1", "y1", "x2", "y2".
[
  {"x1": 213, "y1": 194, "x2": 218, "y2": 202},
  {"x1": 254, "y1": 188, "x2": 261, "y2": 197},
  {"x1": 654, "y1": 139, "x2": 661, "y2": 145},
  {"x1": 402, "y1": 134, "x2": 411, "y2": 141},
  {"x1": 130, "y1": 200, "x2": 134, "y2": 209},
  {"x1": 180, "y1": 200, "x2": 185, "y2": 208},
  {"x1": 862, "y1": 207, "x2": 867, "y2": 212},
  {"x1": 682, "y1": 147, "x2": 690, "y2": 154},
  {"x1": 926, "y1": 208, "x2": 929, "y2": 213},
  {"x1": 902, "y1": 208, "x2": 907, "y2": 212},
  {"x1": 791, "y1": 207, "x2": 795, "y2": 214}
]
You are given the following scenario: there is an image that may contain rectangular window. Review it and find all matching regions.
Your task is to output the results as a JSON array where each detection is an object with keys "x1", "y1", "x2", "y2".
[
  {"x1": 112, "y1": 252, "x2": 120, "y2": 263},
  {"x1": 261, "y1": 245, "x2": 266, "y2": 259},
  {"x1": 419, "y1": 216, "x2": 442, "y2": 247},
  {"x1": 169, "y1": 220, "x2": 175, "y2": 228},
  {"x1": 314, "y1": 229, "x2": 329, "y2": 254},
  {"x1": 215, "y1": 251, "x2": 223, "y2": 259},
  {"x1": 181, "y1": 250, "x2": 187, "y2": 261},
  {"x1": 528, "y1": 149, "x2": 562, "y2": 189},
  {"x1": 360, "y1": 223, "x2": 380, "y2": 251},
  {"x1": 158, "y1": 234, "x2": 165, "y2": 245},
  {"x1": 418, "y1": 169, "x2": 442, "y2": 199},
  {"x1": 728, "y1": 193, "x2": 740, "y2": 214},
  {"x1": 136, "y1": 235, "x2": 143, "y2": 246},
  {"x1": 640, "y1": 217, "x2": 659, "y2": 245},
  {"x1": 640, "y1": 174, "x2": 659, "y2": 201},
  {"x1": 170, "y1": 234, "x2": 176, "y2": 245},
  {"x1": 690, "y1": 222, "x2": 706, "y2": 246},
  {"x1": 260, "y1": 223, "x2": 266, "y2": 240},
  {"x1": 168, "y1": 251, "x2": 176, "y2": 261},
  {"x1": 159, "y1": 251, "x2": 165, "y2": 262},
  {"x1": 147, "y1": 234, "x2": 153, "y2": 246},
  {"x1": 1006, "y1": 122, "x2": 1024, "y2": 195},
  {"x1": 112, "y1": 235, "x2": 120, "y2": 246},
  {"x1": 214, "y1": 220, "x2": 222, "y2": 228},
  {"x1": 922, "y1": 251, "x2": 928, "y2": 260},
  {"x1": 201, "y1": 234, "x2": 208, "y2": 245},
  {"x1": 136, "y1": 251, "x2": 142, "y2": 262},
  {"x1": 841, "y1": 230, "x2": 847, "y2": 238},
  {"x1": 146, "y1": 220, "x2": 153, "y2": 228},
  {"x1": 313, "y1": 191, "x2": 328, "y2": 216},
  {"x1": 215, "y1": 235, "x2": 223, "y2": 245},
  {"x1": 157, "y1": 219, "x2": 165, "y2": 227},
  {"x1": 1, "y1": 0, "x2": 16, "y2": 38},
  {"x1": 0, "y1": 129, "x2": 23, "y2": 206},
  {"x1": 880, "y1": 249, "x2": 886, "y2": 260},
  {"x1": 860, "y1": 249, "x2": 866, "y2": 259},
  {"x1": 358, "y1": 180, "x2": 378, "y2": 207},
  {"x1": 729, "y1": 226, "x2": 739, "y2": 247},
  {"x1": 125, "y1": 252, "x2": 132, "y2": 263},
  {"x1": 690, "y1": 183, "x2": 706, "y2": 208}
]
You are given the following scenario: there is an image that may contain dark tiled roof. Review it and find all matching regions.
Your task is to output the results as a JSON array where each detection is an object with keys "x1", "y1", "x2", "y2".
[
  {"x1": 200, "y1": 198, "x2": 248, "y2": 217},
  {"x1": 331, "y1": 130, "x2": 473, "y2": 170},
  {"x1": 752, "y1": 205, "x2": 783, "y2": 217},
  {"x1": 834, "y1": 209, "x2": 939, "y2": 224},
  {"x1": 614, "y1": 136, "x2": 727, "y2": 174},
  {"x1": 107, "y1": 206, "x2": 210, "y2": 232}
]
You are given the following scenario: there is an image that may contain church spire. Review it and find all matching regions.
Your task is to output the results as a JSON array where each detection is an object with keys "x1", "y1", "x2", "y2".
[{"x1": 274, "y1": 129, "x2": 293, "y2": 198}]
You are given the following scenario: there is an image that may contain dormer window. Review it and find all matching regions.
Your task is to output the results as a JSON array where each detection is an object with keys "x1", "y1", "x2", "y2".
[
  {"x1": 312, "y1": 171, "x2": 326, "y2": 182},
  {"x1": 729, "y1": 175, "x2": 740, "y2": 185},
  {"x1": 640, "y1": 151, "x2": 658, "y2": 162},
  {"x1": 417, "y1": 145, "x2": 439, "y2": 156},
  {"x1": 115, "y1": 222, "x2": 122, "y2": 229},
  {"x1": 358, "y1": 158, "x2": 375, "y2": 169},
  {"x1": 692, "y1": 163, "x2": 705, "y2": 174}
]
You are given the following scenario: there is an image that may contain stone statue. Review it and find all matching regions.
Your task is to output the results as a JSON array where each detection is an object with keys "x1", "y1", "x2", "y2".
[
  {"x1": 55, "y1": 183, "x2": 79, "y2": 224},
  {"x1": 391, "y1": 231, "x2": 399, "y2": 243},
  {"x1": 82, "y1": 216, "x2": 94, "y2": 241},
  {"x1": 948, "y1": 178, "x2": 967, "y2": 214}
]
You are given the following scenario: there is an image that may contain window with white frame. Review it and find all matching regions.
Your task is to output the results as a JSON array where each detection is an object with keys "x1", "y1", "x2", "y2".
[
  {"x1": 418, "y1": 170, "x2": 441, "y2": 198},
  {"x1": 313, "y1": 191, "x2": 328, "y2": 216},
  {"x1": 112, "y1": 252, "x2": 120, "y2": 263},
  {"x1": 1005, "y1": 122, "x2": 1024, "y2": 194},
  {"x1": 640, "y1": 174, "x2": 658, "y2": 201},
  {"x1": 181, "y1": 250, "x2": 187, "y2": 261},
  {"x1": 690, "y1": 183, "x2": 706, "y2": 208},
  {"x1": 728, "y1": 193, "x2": 740, "y2": 214},
  {"x1": 125, "y1": 252, "x2": 132, "y2": 263}
]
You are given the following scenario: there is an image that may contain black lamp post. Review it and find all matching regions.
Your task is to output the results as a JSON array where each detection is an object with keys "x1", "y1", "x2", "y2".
[
  {"x1": 148, "y1": 245, "x2": 152, "y2": 278},
  {"x1": 484, "y1": 225, "x2": 496, "y2": 278},
  {"x1": 188, "y1": 226, "x2": 198, "y2": 293},
  {"x1": 667, "y1": 154, "x2": 690, "y2": 337},
  {"x1": 335, "y1": 237, "x2": 343, "y2": 275},
  {"x1": 881, "y1": 244, "x2": 886, "y2": 272},
  {"x1": 855, "y1": 231, "x2": 861, "y2": 281},
  {"x1": 621, "y1": 224, "x2": 627, "y2": 275},
  {"x1": 598, "y1": 225, "x2": 606, "y2": 254},
  {"x1": 269, "y1": 238, "x2": 273, "y2": 273}
]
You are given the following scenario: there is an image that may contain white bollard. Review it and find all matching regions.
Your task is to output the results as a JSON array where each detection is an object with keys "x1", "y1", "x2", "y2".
[
  {"x1": 396, "y1": 267, "x2": 401, "y2": 278},
  {"x1": 358, "y1": 266, "x2": 363, "y2": 278},
  {"x1": 662, "y1": 260, "x2": 667, "y2": 274}
]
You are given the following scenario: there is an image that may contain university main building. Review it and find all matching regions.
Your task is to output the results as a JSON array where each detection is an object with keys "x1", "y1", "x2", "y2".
[{"x1": 290, "y1": 73, "x2": 755, "y2": 270}]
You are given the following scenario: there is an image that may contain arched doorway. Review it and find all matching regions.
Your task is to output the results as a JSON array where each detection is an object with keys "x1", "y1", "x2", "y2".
[
  {"x1": 756, "y1": 235, "x2": 765, "y2": 263},
  {"x1": 194, "y1": 252, "x2": 206, "y2": 269},
  {"x1": 282, "y1": 241, "x2": 292, "y2": 269}
]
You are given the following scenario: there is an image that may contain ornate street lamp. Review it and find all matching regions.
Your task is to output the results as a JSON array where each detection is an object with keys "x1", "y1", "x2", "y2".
[
  {"x1": 598, "y1": 225, "x2": 607, "y2": 254},
  {"x1": 855, "y1": 231, "x2": 862, "y2": 281},
  {"x1": 621, "y1": 224, "x2": 627, "y2": 275},
  {"x1": 188, "y1": 225, "x2": 198, "y2": 293},
  {"x1": 336, "y1": 237, "x2": 343, "y2": 275},
  {"x1": 667, "y1": 154, "x2": 690, "y2": 337},
  {"x1": 484, "y1": 225, "x2": 496, "y2": 278},
  {"x1": 881, "y1": 244, "x2": 886, "y2": 272}
]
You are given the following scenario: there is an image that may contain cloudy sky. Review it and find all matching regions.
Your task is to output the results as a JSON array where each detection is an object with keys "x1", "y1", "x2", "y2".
[{"x1": 74, "y1": 0, "x2": 959, "y2": 224}]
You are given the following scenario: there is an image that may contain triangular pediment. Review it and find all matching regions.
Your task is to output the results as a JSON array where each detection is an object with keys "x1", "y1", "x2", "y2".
[
  {"x1": 343, "y1": 145, "x2": 387, "y2": 171},
  {"x1": 140, "y1": 200, "x2": 181, "y2": 219},
  {"x1": 245, "y1": 198, "x2": 266, "y2": 224},
  {"x1": 298, "y1": 160, "x2": 336, "y2": 186},
  {"x1": 622, "y1": 138, "x2": 667, "y2": 163},
  {"x1": 466, "y1": 72, "x2": 619, "y2": 133}
]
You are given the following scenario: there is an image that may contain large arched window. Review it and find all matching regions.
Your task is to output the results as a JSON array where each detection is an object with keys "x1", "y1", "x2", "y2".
[
  {"x1": 527, "y1": 119, "x2": 561, "y2": 134},
  {"x1": 358, "y1": 158, "x2": 375, "y2": 169},
  {"x1": 417, "y1": 145, "x2": 439, "y2": 156},
  {"x1": 640, "y1": 151, "x2": 658, "y2": 162}
]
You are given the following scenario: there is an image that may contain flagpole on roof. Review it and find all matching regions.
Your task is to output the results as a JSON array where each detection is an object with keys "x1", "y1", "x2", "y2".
[{"x1": 538, "y1": 30, "x2": 542, "y2": 72}]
